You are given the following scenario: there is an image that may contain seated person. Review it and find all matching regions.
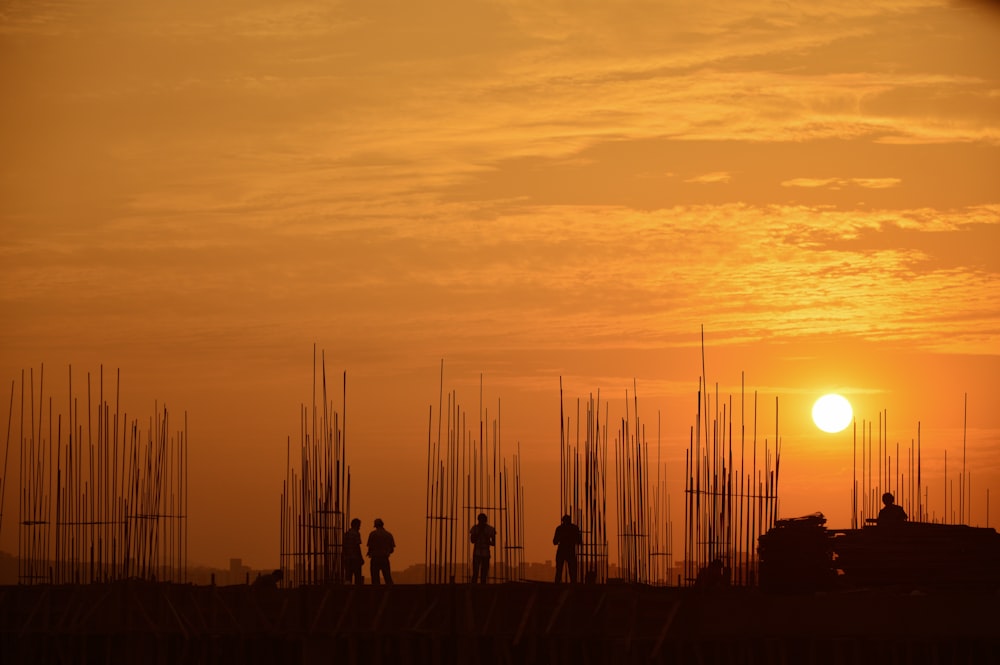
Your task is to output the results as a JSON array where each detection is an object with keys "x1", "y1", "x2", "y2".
[
  {"x1": 877, "y1": 492, "x2": 907, "y2": 526},
  {"x1": 252, "y1": 568, "x2": 283, "y2": 589}
]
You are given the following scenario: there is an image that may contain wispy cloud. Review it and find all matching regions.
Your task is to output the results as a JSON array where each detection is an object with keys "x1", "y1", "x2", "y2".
[
  {"x1": 685, "y1": 171, "x2": 732, "y2": 184},
  {"x1": 782, "y1": 177, "x2": 902, "y2": 189},
  {"x1": 2, "y1": 0, "x2": 998, "y2": 358}
]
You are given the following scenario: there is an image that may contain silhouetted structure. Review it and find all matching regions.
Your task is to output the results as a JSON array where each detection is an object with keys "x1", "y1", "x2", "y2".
[
  {"x1": 760, "y1": 514, "x2": 1000, "y2": 592},
  {"x1": 12, "y1": 364, "x2": 188, "y2": 584},
  {"x1": 559, "y1": 379, "x2": 674, "y2": 585},
  {"x1": 684, "y1": 331, "x2": 781, "y2": 587},
  {"x1": 424, "y1": 363, "x2": 525, "y2": 583},
  {"x1": 850, "y1": 395, "x2": 982, "y2": 529},
  {"x1": 615, "y1": 382, "x2": 658, "y2": 583},
  {"x1": 558, "y1": 380, "x2": 611, "y2": 583},
  {"x1": 834, "y1": 521, "x2": 1000, "y2": 589},
  {"x1": 758, "y1": 513, "x2": 835, "y2": 593},
  {"x1": 279, "y1": 347, "x2": 351, "y2": 587},
  {"x1": 7, "y1": 583, "x2": 999, "y2": 664},
  {"x1": 1, "y1": 381, "x2": 12, "y2": 547}
]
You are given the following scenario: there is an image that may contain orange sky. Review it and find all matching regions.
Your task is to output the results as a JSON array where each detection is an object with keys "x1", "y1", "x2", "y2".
[{"x1": 1, "y1": 0, "x2": 999, "y2": 570}]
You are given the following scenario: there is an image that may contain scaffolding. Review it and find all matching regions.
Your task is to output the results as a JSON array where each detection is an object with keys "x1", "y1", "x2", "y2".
[
  {"x1": 279, "y1": 348, "x2": 350, "y2": 587},
  {"x1": 12, "y1": 364, "x2": 188, "y2": 584},
  {"x1": 560, "y1": 379, "x2": 674, "y2": 585},
  {"x1": 425, "y1": 363, "x2": 525, "y2": 583},
  {"x1": 684, "y1": 367, "x2": 781, "y2": 588},
  {"x1": 558, "y1": 379, "x2": 610, "y2": 583},
  {"x1": 851, "y1": 393, "x2": 980, "y2": 528},
  {"x1": 615, "y1": 383, "x2": 654, "y2": 584}
]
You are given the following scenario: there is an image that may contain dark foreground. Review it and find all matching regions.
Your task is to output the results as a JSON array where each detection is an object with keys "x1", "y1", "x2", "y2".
[{"x1": 3, "y1": 582, "x2": 999, "y2": 664}]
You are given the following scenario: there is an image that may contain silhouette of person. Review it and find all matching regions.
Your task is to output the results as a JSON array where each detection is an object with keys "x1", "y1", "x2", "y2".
[
  {"x1": 252, "y1": 568, "x2": 283, "y2": 589},
  {"x1": 367, "y1": 517, "x2": 396, "y2": 585},
  {"x1": 552, "y1": 514, "x2": 582, "y2": 583},
  {"x1": 877, "y1": 492, "x2": 907, "y2": 526},
  {"x1": 469, "y1": 512, "x2": 496, "y2": 584},
  {"x1": 344, "y1": 517, "x2": 364, "y2": 585}
]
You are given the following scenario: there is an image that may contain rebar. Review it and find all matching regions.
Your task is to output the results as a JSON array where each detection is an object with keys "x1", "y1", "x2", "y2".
[
  {"x1": 424, "y1": 365, "x2": 524, "y2": 583},
  {"x1": 12, "y1": 364, "x2": 188, "y2": 584},
  {"x1": 279, "y1": 347, "x2": 350, "y2": 587}
]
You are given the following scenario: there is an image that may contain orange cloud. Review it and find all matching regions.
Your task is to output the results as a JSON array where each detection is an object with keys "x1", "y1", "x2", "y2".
[
  {"x1": 781, "y1": 177, "x2": 902, "y2": 189},
  {"x1": 684, "y1": 171, "x2": 733, "y2": 184}
]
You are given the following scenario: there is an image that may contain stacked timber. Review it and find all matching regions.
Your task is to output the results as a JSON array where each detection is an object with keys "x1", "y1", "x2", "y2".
[{"x1": 758, "y1": 513, "x2": 836, "y2": 593}]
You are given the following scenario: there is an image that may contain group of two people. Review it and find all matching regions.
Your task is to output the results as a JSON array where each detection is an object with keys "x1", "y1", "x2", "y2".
[
  {"x1": 473, "y1": 512, "x2": 585, "y2": 584},
  {"x1": 343, "y1": 517, "x2": 397, "y2": 585}
]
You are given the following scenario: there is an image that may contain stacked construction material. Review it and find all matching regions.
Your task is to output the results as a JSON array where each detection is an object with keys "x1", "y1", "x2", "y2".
[{"x1": 758, "y1": 513, "x2": 835, "y2": 593}]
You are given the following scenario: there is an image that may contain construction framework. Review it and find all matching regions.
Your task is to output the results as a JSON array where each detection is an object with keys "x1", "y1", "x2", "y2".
[
  {"x1": 684, "y1": 351, "x2": 782, "y2": 588},
  {"x1": 615, "y1": 383, "x2": 675, "y2": 584},
  {"x1": 560, "y1": 379, "x2": 674, "y2": 585},
  {"x1": 559, "y1": 380, "x2": 610, "y2": 584},
  {"x1": 425, "y1": 363, "x2": 525, "y2": 583},
  {"x1": 279, "y1": 348, "x2": 350, "y2": 587},
  {"x1": 12, "y1": 364, "x2": 188, "y2": 584},
  {"x1": 851, "y1": 393, "x2": 981, "y2": 528}
]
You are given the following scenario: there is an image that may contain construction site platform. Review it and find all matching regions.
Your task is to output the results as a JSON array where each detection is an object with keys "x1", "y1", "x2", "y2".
[{"x1": 3, "y1": 581, "x2": 998, "y2": 664}]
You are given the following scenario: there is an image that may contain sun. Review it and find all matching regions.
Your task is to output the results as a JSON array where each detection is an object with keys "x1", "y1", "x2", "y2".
[{"x1": 812, "y1": 394, "x2": 853, "y2": 433}]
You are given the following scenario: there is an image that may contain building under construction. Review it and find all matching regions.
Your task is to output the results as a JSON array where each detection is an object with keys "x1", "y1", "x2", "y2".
[
  {"x1": 279, "y1": 349, "x2": 351, "y2": 587},
  {"x1": 3, "y1": 357, "x2": 1000, "y2": 663},
  {"x1": 424, "y1": 364, "x2": 525, "y2": 583},
  {"x1": 758, "y1": 393, "x2": 1000, "y2": 593},
  {"x1": 558, "y1": 379, "x2": 675, "y2": 586},
  {"x1": 558, "y1": 360, "x2": 779, "y2": 590},
  {"x1": 684, "y1": 374, "x2": 781, "y2": 588},
  {"x1": 5, "y1": 364, "x2": 188, "y2": 584}
]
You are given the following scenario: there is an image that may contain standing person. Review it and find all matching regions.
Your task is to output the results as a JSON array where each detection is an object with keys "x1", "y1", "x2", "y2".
[
  {"x1": 553, "y1": 514, "x2": 582, "y2": 583},
  {"x1": 366, "y1": 518, "x2": 396, "y2": 585},
  {"x1": 343, "y1": 518, "x2": 364, "y2": 585},
  {"x1": 469, "y1": 512, "x2": 496, "y2": 584}
]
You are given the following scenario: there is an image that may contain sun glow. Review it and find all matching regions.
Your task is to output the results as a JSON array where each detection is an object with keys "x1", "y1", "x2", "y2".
[{"x1": 812, "y1": 394, "x2": 853, "y2": 433}]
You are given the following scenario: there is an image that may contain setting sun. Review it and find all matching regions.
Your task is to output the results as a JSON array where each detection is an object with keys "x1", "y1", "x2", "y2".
[{"x1": 812, "y1": 394, "x2": 853, "y2": 433}]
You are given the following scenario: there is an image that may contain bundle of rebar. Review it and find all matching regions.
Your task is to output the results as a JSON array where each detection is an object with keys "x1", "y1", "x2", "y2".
[
  {"x1": 425, "y1": 363, "x2": 524, "y2": 583},
  {"x1": 12, "y1": 364, "x2": 188, "y2": 584},
  {"x1": 615, "y1": 383, "x2": 652, "y2": 584},
  {"x1": 560, "y1": 379, "x2": 674, "y2": 585},
  {"x1": 558, "y1": 379, "x2": 610, "y2": 583},
  {"x1": 649, "y1": 410, "x2": 674, "y2": 585},
  {"x1": 279, "y1": 348, "x2": 350, "y2": 587},
  {"x1": 684, "y1": 356, "x2": 781, "y2": 587}
]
